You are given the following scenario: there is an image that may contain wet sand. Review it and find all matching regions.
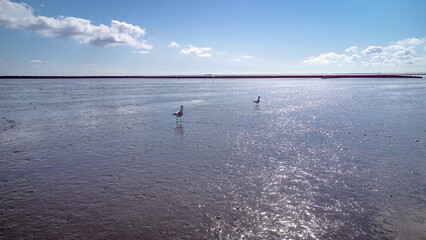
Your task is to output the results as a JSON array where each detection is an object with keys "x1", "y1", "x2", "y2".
[{"x1": 0, "y1": 77, "x2": 425, "y2": 239}]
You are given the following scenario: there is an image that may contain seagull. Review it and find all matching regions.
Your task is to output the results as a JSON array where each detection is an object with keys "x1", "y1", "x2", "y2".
[
  {"x1": 173, "y1": 105, "x2": 183, "y2": 122},
  {"x1": 253, "y1": 96, "x2": 260, "y2": 104}
]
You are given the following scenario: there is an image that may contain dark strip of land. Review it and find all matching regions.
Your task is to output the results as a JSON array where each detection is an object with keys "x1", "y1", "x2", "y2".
[{"x1": 0, "y1": 74, "x2": 423, "y2": 79}]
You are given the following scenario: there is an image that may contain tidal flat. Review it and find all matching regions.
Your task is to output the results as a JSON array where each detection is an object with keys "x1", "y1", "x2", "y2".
[{"x1": 0, "y1": 77, "x2": 425, "y2": 239}]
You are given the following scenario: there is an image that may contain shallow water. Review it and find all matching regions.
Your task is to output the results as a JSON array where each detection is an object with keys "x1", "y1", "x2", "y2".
[{"x1": 0, "y1": 78, "x2": 425, "y2": 239}]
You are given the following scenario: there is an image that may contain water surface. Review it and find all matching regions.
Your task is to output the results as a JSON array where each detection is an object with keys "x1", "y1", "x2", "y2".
[{"x1": 0, "y1": 78, "x2": 425, "y2": 239}]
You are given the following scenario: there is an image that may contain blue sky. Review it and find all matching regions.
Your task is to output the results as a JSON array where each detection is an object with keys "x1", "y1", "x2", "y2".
[{"x1": 0, "y1": 0, "x2": 425, "y2": 75}]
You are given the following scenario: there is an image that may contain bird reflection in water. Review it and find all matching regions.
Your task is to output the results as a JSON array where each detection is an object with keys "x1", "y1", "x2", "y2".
[
  {"x1": 174, "y1": 122, "x2": 184, "y2": 137},
  {"x1": 254, "y1": 105, "x2": 260, "y2": 112}
]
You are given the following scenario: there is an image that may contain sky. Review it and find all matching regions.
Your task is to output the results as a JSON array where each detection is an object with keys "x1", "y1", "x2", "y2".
[{"x1": 0, "y1": 0, "x2": 425, "y2": 75}]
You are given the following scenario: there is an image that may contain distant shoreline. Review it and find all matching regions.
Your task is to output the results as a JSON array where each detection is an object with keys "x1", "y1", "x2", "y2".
[{"x1": 0, "y1": 74, "x2": 423, "y2": 79}]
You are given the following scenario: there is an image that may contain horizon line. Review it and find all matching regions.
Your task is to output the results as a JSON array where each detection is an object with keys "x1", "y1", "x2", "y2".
[{"x1": 0, "y1": 73, "x2": 424, "y2": 79}]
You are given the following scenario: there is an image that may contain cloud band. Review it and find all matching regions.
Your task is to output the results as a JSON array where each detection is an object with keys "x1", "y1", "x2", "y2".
[{"x1": 303, "y1": 38, "x2": 425, "y2": 67}]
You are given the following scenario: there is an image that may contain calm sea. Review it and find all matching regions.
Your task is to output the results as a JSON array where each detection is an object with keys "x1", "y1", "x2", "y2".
[{"x1": 0, "y1": 78, "x2": 425, "y2": 239}]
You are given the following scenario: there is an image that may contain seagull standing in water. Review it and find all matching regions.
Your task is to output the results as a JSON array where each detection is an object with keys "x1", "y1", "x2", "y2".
[
  {"x1": 253, "y1": 96, "x2": 260, "y2": 104},
  {"x1": 173, "y1": 105, "x2": 183, "y2": 122}
]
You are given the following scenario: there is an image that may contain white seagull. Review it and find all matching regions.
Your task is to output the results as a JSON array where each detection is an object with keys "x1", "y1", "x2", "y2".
[
  {"x1": 173, "y1": 105, "x2": 183, "y2": 122},
  {"x1": 253, "y1": 96, "x2": 260, "y2": 104}
]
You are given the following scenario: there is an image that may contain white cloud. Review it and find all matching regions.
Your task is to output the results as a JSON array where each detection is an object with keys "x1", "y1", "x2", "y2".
[
  {"x1": 386, "y1": 44, "x2": 409, "y2": 51},
  {"x1": 197, "y1": 52, "x2": 212, "y2": 57},
  {"x1": 395, "y1": 38, "x2": 424, "y2": 46},
  {"x1": 0, "y1": 0, "x2": 152, "y2": 49},
  {"x1": 229, "y1": 54, "x2": 253, "y2": 62},
  {"x1": 351, "y1": 54, "x2": 361, "y2": 61},
  {"x1": 304, "y1": 37, "x2": 426, "y2": 68},
  {"x1": 395, "y1": 49, "x2": 415, "y2": 57},
  {"x1": 303, "y1": 52, "x2": 360, "y2": 64},
  {"x1": 138, "y1": 50, "x2": 149, "y2": 54},
  {"x1": 345, "y1": 46, "x2": 358, "y2": 53},
  {"x1": 168, "y1": 41, "x2": 179, "y2": 48},
  {"x1": 361, "y1": 46, "x2": 384, "y2": 55},
  {"x1": 366, "y1": 55, "x2": 388, "y2": 66},
  {"x1": 180, "y1": 44, "x2": 212, "y2": 57},
  {"x1": 29, "y1": 59, "x2": 42, "y2": 63}
]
